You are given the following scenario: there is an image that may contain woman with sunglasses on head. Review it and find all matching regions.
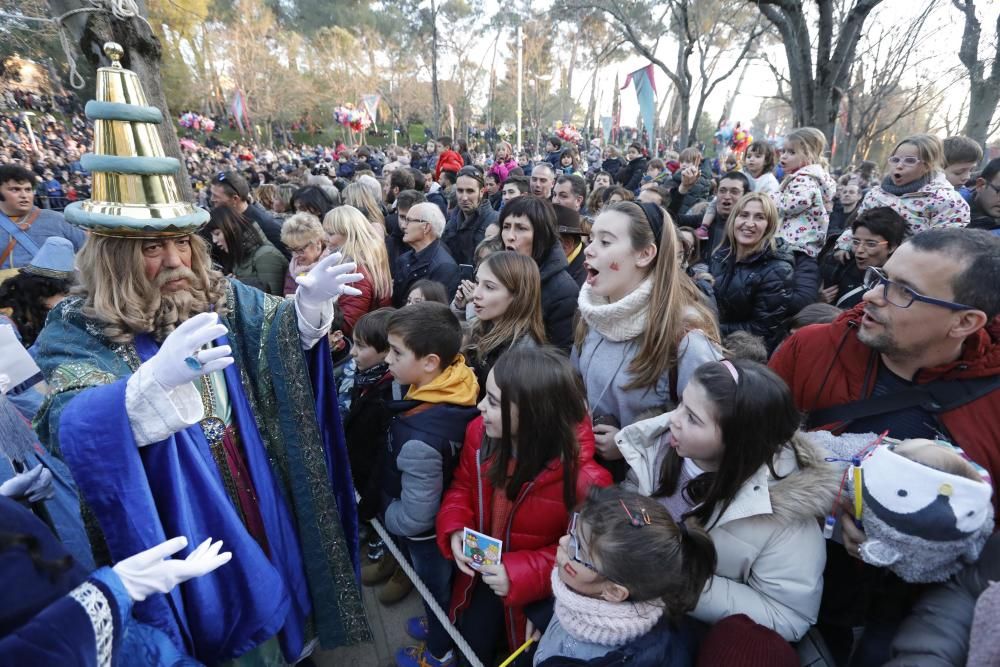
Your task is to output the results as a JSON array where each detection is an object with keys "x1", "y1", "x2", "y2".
[
  {"x1": 532, "y1": 487, "x2": 715, "y2": 667},
  {"x1": 205, "y1": 206, "x2": 288, "y2": 296},
  {"x1": 435, "y1": 347, "x2": 611, "y2": 667},
  {"x1": 819, "y1": 207, "x2": 906, "y2": 309},
  {"x1": 833, "y1": 134, "x2": 970, "y2": 262}
]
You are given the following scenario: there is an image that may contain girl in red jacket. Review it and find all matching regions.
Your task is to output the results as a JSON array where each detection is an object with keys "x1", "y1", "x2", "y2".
[{"x1": 433, "y1": 347, "x2": 612, "y2": 665}]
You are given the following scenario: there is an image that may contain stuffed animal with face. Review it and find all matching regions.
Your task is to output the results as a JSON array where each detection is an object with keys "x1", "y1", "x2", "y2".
[{"x1": 812, "y1": 433, "x2": 994, "y2": 583}]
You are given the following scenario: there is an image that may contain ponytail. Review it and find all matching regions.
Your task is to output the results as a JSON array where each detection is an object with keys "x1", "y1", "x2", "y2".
[{"x1": 668, "y1": 518, "x2": 717, "y2": 619}]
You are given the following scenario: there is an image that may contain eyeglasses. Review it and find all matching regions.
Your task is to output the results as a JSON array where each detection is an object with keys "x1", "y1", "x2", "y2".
[
  {"x1": 288, "y1": 241, "x2": 319, "y2": 255},
  {"x1": 567, "y1": 512, "x2": 603, "y2": 576},
  {"x1": 850, "y1": 238, "x2": 889, "y2": 250},
  {"x1": 887, "y1": 156, "x2": 922, "y2": 167},
  {"x1": 985, "y1": 182, "x2": 1000, "y2": 195},
  {"x1": 863, "y1": 266, "x2": 975, "y2": 311},
  {"x1": 402, "y1": 216, "x2": 430, "y2": 225}
]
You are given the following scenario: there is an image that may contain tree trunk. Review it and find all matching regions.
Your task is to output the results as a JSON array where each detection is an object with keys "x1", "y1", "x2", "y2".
[
  {"x1": 755, "y1": 0, "x2": 883, "y2": 144},
  {"x1": 430, "y1": 0, "x2": 441, "y2": 136},
  {"x1": 955, "y1": 0, "x2": 1000, "y2": 166},
  {"x1": 50, "y1": 0, "x2": 194, "y2": 201}
]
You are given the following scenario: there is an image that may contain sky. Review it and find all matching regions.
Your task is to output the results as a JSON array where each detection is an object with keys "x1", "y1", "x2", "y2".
[{"x1": 458, "y1": 0, "x2": 995, "y2": 137}]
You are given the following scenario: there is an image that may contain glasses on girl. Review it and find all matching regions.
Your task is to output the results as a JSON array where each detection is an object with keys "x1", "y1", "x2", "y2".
[
  {"x1": 887, "y1": 156, "x2": 922, "y2": 166},
  {"x1": 567, "y1": 512, "x2": 602, "y2": 575},
  {"x1": 850, "y1": 238, "x2": 888, "y2": 250}
]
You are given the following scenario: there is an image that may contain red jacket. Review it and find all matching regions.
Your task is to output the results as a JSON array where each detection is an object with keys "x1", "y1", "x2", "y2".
[
  {"x1": 337, "y1": 266, "x2": 392, "y2": 337},
  {"x1": 434, "y1": 149, "x2": 465, "y2": 181},
  {"x1": 770, "y1": 304, "x2": 1000, "y2": 511},
  {"x1": 436, "y1": 416, "x2": 612, "y2": 651}
]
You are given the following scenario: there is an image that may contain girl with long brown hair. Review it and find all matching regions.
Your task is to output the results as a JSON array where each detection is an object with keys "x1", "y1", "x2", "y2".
[{"x1": 573, "y1": 201, "x2": 720, "y2": 477}]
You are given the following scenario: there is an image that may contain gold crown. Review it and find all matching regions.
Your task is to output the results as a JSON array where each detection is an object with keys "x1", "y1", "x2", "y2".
[{"x1": 64, "y1": 42, "x2": 208, "y2": 238}]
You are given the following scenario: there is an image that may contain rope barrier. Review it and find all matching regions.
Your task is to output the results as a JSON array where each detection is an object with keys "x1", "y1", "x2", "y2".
[
  {"x1": 0, "y1": 1, "x2": 153, "y2": 90},
  {"x1": 364, "y1": 511, "x2": 486, "y2": 667}
]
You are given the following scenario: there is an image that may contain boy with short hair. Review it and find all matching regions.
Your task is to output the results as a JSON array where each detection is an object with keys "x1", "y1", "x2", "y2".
[
  {"x1": 379, "y1": 302, "x2": 479, "y2": 667},
  {"x1": 943, "y1": 135, "x2": 983, "y2": 203},
  {"x1": 673, "y1": 146, "x2": 713, "y2": 218},
  {"x1": 644, "y1": 157, "x2": 670, "y2": 185}
]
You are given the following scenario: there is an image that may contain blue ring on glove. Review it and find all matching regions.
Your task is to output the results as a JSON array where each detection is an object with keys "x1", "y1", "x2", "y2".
[{"x1": 184, "y1": 355, "x2": 203, "y2": 371}]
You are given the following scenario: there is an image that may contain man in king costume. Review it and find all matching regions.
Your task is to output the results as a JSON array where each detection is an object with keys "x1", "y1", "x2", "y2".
[{"x1": 31, "y1": 44, "x2": 372, "y2": 664}]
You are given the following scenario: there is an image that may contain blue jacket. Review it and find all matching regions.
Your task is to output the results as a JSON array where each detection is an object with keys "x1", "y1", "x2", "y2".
[
  {"x1": 379, "y1": 399, "x2": 478, "y2": 539},
  {"x1": 536, "y1": 616, "x2": 696, "y2": 667},
  {"x1": 393, "y1": 238, "x2": 461, "y2": 307}
]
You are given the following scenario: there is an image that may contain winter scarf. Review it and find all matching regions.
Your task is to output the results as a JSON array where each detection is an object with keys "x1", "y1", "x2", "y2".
[
  {"x1": 577, "y1": 278, "x2": 652, "y2": 342},
  {"x1": 879, "y1": 173, "x2": 932, "y2": 197},
  {"x1": 404, "y1": 354, "x2": 479, "y2": 406},
  {"x1": 353, "y1": 362, "x2": 389, "y2": 391},
  {"x1": 551, "y1": 568, "x2": 664, "y2": 647}
]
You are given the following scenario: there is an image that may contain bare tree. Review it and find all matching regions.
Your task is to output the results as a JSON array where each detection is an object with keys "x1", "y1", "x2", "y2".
[
  {"x1": 952, "y1": 0, "x2": 1000, "y2": 163},
  {"x1": 835, "y1": 2, "x2": 949, "y2": 166},
  {"x1": 752, "y1": 0, "x2": 887, "y2": 142},
  {"x1": 556, "y1": 0, "x2": 764, "y2": 147}
]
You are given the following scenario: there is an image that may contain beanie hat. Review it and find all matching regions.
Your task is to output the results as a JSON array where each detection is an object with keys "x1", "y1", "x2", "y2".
[{"x1": 696, "y1": 615, "x2": 798, "y2": 667}]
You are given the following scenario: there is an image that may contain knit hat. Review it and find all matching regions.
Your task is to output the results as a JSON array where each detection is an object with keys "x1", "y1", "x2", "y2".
[{"x1": 696, "y1": 615, "x2": 798, "y2": 667}]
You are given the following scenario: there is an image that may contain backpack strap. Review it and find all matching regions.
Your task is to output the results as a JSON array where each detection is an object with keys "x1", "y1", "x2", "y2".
[
  {"x1": 0, "y1": 208, "x2": 41, "y2": 267},
  {"x1": 805, "y1": 374, "x2": 1000, "y2": 430}
]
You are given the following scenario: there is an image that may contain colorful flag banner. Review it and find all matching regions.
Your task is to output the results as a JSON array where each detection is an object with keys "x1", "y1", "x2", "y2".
[
  {"x1": 361, "y1": 94, "x2": 381, "y2": 130},
  {"x1": 622, "y1": 65, "x2": 657, "y2": 152},
  {"x1": 230, "y1": 89, "x2": 250, "y2": 134}
]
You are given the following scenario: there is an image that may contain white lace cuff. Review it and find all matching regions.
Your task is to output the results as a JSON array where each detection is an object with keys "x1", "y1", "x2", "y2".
[
  {"x1": 68, "y1": 581, "x2": 114, "y2": 667},
  {"x1": 125, "y1": 362, "x2": 203, "y2": 447}
]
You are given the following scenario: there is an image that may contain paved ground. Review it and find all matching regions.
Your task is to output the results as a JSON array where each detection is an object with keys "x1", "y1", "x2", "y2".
[{"x1": 315, "y1": 578, "x2": 423, "y2": 667}]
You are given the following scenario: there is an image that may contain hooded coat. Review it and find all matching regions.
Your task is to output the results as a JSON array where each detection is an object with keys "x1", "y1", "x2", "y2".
[
  {"x1": 772, "y1": 163, "x2": 837, "y2": 258},
  {"x1": 834, "y1": 173, "x2": 970, "y2": 252},
  {"x1": 769, "y1": 305, "x2": 1000, "y2": 513},
  {"x1": 616, "y1": 412, "x2": 839, "y2": 642},
  {"x1": 436, "y1": 416, "x2": 612, "y2": 653}
]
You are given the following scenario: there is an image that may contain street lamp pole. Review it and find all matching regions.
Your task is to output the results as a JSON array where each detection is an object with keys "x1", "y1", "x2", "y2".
[{"x1": 516, "y1": 24, "x2": 523, "y2": 152}]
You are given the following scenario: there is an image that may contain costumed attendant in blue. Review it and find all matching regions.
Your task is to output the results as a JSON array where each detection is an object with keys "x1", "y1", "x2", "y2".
[
  {"x1": 32, "y1": 42, "x2": 372, "y2": 665},
  {"x1": 0, "y1": 493, "x2": 230, "y2": 666}
]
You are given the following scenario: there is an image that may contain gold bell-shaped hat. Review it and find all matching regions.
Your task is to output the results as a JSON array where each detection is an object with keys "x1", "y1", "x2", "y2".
[{"x1": 64, "y1": 42, "x2": 208, "y2": 238}]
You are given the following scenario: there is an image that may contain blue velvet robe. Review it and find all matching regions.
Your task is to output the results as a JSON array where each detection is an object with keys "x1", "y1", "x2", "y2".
[{"x1": 32, "y1": 280, "x2": 370, "y2": 663}]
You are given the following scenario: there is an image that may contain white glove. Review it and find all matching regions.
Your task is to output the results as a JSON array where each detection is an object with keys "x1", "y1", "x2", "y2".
[
  {"x1": 0, "y1": 464, "x2": 54, "y2": 503},
  {"x1": 0, "y1": 374, "x2": 10, "y2": 395},
  {"x1": 294, "y1": 252, "x2": 364, "y2": 309},
  {"x1": 112, "y1": 536, "x2": 232, "y2": 602},
  {"x1": 145, "y1": 312, "x2": 234, "y2": 391}
]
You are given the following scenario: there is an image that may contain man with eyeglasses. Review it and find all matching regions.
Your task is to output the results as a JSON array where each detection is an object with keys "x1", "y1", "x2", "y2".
[
  {"x1": 771, "y1": 227, "x2": 1000, "y2": 663},
  {"x1": 969, "y1": 157, "x2": 1000, "y2": 234},
  {"x1": 672, "y1": 170, "x2": 751, "y2": 261},
  {"x1": 209, "y1": 170, "x2": 288, "y2": 258},
  {"x1": 392, "y1": 202, "x2": 460, "y2": 307},
  {"x1": 819, "y1": 207, "x2": 906, "y2": 309}
]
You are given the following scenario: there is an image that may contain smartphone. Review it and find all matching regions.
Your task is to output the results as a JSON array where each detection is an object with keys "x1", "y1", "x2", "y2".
[
  {"x1": 459, "y1": 264, "x2": 475, "y2": 282},
  {"x1": 592, "y1": 414, "x2": 621, "y2": 429}
]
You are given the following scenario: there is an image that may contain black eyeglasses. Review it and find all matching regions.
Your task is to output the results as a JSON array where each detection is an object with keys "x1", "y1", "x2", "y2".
[
  {"x1": 567, "y1": 513, "x2": 602, "y2": 575},
  {"x1": 863, "y1": 266, "x2": 976, "y2": 311}
]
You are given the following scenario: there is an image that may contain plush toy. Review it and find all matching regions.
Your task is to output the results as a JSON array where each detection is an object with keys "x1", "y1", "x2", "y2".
[{"x1": 812, "y1": 432, "x2": 994, "y2": 583}]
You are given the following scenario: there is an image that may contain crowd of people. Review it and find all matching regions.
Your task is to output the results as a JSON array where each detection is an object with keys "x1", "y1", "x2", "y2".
[{"x1": 2, "y1": 88, "x2": 1000, "y2": 667}]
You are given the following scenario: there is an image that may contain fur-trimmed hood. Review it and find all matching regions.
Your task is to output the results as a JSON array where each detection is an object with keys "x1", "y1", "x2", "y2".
[{"x1": 617, "y1": 412, "x2": 839, "y2": 526}]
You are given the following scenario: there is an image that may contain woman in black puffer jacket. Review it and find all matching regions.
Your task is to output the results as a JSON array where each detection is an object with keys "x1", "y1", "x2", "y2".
[{"x1": 709, "y1": 192, "x2": 795, "y2": 351}]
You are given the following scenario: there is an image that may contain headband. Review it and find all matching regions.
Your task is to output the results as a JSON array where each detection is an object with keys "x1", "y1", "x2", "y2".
[
  {"x1": 720, "y1": 359, "x2": 739, "y2": 382},
  {"x1": 638, "y1": 202, "x2": 664, "y2": 245}
]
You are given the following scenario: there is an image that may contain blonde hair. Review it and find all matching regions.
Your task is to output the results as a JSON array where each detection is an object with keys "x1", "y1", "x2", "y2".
[
  {"x1": 342, "y1": 182, "x2": 386, "y2": 235},
  {"x1": 678, "y1": 147, "x2": 702, "y2": 165},
  {"x1": 469, "y1": 251, "x2": 546, "y2": 361},
  {"x1": 892, "y1": 134, "x2": 945, "y2": 173},
  {"x1": 74, "y1": 234, "x2": 228, "y2": 343},
  {"x1": 721, "y1": 193, "x2": 781, "y2": 259},
  {"x1": 575, "y1": 202, "x2": 720, "y2": 390},
  {"x1": 784, "y1": 127, "x2": 827, "y2": 165},
  {"x1": 322, "y1": 206, "x2": 392, "y2": 302},
  {"x1": 281, "y1": 212, "x2": 326, "y2": 248},
  {"x1": 255, "y1": 183, "x2": 279, "y2": 210}
]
